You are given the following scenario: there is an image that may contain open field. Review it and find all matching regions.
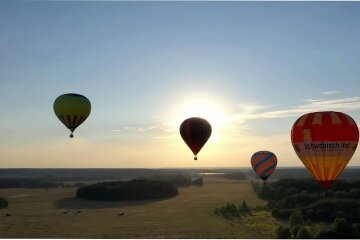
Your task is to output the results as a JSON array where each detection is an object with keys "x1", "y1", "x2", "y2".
[{"x1": 0, "y1": 177, "x2": 282, "y2": 238}]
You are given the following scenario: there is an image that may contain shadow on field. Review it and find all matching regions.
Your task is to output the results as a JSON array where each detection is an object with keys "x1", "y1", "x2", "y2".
[{"x1": 55, "y1": 197, "x2": 168, "y2": 209}]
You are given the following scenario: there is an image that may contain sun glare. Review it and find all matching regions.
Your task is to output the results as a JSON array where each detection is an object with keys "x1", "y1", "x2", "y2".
[{"x1": 172, "y1": 97, "x2": 231, "y2": 142}]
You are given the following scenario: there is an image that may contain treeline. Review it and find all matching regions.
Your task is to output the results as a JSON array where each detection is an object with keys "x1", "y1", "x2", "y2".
[
  {"x1": 223, "y1": 172, "x2": 246, "y2": 180},
  {"x1": 252, "y1": 179, "x2": 360, "y2": 238},
  {"x1": 0, "y1": 168, "x2": 159, "y2": 182},
  {"x1": 146, "y1": 175, "x2": 204, "y2": 187},
  {"x1": 76, "y1": 179, "x2": 179, "y2": 201},
  {"x1": 0, "y1": 196, "x2": 8, "y2": 209},
  {"x1": 214, "y1": 201, "x2": 251, "y2": 220},
  {"x1": 0, "y1": 178, "x2": 61, "y2": 188}
]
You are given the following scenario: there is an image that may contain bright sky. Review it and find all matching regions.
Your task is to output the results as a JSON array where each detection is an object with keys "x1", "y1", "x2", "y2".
[{"x1": 1, "y1": 1, "x2": 360, "y2": 168}]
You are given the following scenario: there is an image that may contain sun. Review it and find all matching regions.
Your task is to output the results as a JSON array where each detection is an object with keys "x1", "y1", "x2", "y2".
[{"x1": 171, "y1": 97, "x2": 231, "y2": 142}]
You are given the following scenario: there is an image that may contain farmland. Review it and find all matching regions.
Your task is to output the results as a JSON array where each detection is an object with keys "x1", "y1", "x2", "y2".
[{"x1": 0, "y1": 177, "x2": 280, "y2": 238}]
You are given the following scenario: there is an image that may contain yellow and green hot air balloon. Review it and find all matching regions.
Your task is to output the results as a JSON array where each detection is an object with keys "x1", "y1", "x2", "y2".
[{"x1": 53, "y1": 93, "x2": 91, "y2": 138}]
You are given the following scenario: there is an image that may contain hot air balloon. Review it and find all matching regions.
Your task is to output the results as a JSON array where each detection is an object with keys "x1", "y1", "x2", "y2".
[
  {"x1": 180, "y1": 117, "x2": 212, "y2": 160},
  {"x1": 291, "y1": 111, "x2": 359, "y2": 190},
  {"x1": 251, "y1": 151, "x2": 277, "y2": 184},
  {"x1": 53, "y1": 93, "x2": 91, "y2": 138}
]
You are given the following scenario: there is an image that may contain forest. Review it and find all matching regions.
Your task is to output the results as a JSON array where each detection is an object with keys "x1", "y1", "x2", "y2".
[
  {"x1": 0, "y1": 196, "x2": 7, "y2": 209},
  {"x1": 76, "y1": 178, "x2": 179, "y2": 201},
  {"x1": 0, "y1": 178, "x2": 61, "y2": 188},
  {"x1": 252, "y1": 179, "x2": 360, "y2": 238}
]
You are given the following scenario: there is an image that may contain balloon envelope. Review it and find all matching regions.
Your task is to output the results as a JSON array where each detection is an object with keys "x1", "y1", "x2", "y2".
[
  {"x1": 291, "y1": 111, "x2": 359, "y2": 190},
  {"x1": 180, "y1": 117, "x2": 212, "y2": 160},
  {"x1": 251, "y1": 151, "x2": 277, "y2": 182},
  {"x1": 53, "y1": 93, "x2": 91, "y2": 137}
]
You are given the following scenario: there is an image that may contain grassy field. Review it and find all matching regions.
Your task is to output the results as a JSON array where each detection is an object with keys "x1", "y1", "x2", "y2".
[{"x1": 0, "y1": 178, "x2": 281, "y2": 238}]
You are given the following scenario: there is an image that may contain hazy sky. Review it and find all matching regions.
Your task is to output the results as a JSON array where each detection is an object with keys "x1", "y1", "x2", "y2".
[{"x1": 1, "y1": 1, "x2": 360, "y2": 168}]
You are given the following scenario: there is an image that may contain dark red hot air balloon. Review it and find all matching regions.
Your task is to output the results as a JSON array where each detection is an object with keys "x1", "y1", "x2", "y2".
[{"x1": 180, "y1": 117, "x2": 212, "y2": 160}]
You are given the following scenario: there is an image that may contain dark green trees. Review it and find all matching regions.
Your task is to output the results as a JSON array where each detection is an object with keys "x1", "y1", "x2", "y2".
[
  {"x1": 76, "y1": 179, "x2": 178, "y2": 201},
  {"x1": 0, "y1": 196, "x2": 8, "y2": 209}
]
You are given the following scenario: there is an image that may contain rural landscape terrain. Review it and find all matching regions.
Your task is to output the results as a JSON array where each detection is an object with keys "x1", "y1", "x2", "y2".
[
  {"x1": 1, "y1": 2, "x2": 360, "y2": 239},
  {"x1": 1, "y1": 167, "x2": 360, "y2": 238}
]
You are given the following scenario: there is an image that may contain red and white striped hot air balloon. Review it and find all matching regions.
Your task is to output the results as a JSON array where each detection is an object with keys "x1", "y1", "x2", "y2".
[{"x1": 291, "y1": 111, "x2": 359, "y2": 190}]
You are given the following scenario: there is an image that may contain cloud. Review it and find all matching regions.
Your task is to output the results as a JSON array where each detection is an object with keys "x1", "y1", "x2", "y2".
[
  {"x1": 321, "y1": 90, "x2": 340, "y2": 95},
  {"x1": 112, "y1": 124, "x2": 169, "y2": 133},
  {"x1": 109, "y1": 96, "x2": 360, "y2": 145},
  {"x1": 235, "y1": 96, "x2": 360, "y2": 121},
  {"x1": 138, "y1": 125, "x2": 158, "y2": 132},
  {"x1": 303, "y1": 98, "x2": 323, "y2": 103}
]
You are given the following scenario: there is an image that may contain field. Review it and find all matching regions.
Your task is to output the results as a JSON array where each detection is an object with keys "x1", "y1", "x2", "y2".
[{"x1": 0, "y1": 177, "x2": 281, "y2": 238}]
